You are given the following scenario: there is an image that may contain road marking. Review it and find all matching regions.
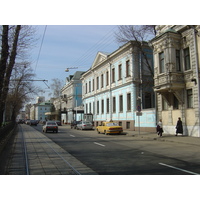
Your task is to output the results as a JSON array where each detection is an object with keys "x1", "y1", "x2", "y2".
[
  {"x1": 94, "y1": 142, "x2": 105, "y2": 147},
  {"x1": 70, "y1": 135, "x2": 75, "y2": 137},
  {"x1": 159, "y1": 162, "x2": 199, "y2": 175}
]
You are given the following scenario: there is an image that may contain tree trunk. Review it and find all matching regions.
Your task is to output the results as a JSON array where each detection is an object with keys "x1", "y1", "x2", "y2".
[
  {"x1": 0, "y1": 25, "x2": 9, "y2": 126},
  {"x1": 0, "y1": 25, "x2": 21, "y2": 126}
]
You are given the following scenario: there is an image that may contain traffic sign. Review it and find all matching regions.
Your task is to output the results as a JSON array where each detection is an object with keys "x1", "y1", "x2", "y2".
[
  {"x1": 136, "y1": 112, "x2": 142, "y2": 116},
  {"x1": 137, "y1": 105, "x2": 141, "y2": 112}
]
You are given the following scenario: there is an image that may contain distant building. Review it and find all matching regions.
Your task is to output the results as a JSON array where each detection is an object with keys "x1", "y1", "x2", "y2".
[
  {"x1": 36, "y1": 96, "x2": 45, "y2": 104},
  {"x1": 150, "y1": 25, "x2": 200, "y2": 137},
  {"x1": 35, "y1": 101, "x2": 53, "y2": 121},
  {"x1": 81, "y1": 41, "x2": 155, "y2": 131},
  {"x1": 61, "y1": 71, "x2": 85, "y2": 123}
]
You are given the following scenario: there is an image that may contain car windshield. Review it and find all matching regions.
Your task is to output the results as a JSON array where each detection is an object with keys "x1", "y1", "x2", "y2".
[
  {"x1": 47, "y1": 122, "x2": 57, "y2": 125},
  {"x1": 83, "y1": 122, "x2": 92, "y2": 124},
  {"x1": 106, "y1": 123, "x2": 119, "y2": 126}
]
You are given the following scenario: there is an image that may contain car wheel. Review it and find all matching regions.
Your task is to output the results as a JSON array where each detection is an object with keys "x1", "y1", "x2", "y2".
[{"x1": 97, "y1": 129, "x2": 100, "y2": 134}]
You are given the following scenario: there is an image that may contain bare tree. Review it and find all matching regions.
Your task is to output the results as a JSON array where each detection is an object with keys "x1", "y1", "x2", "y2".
[
  {"x1": 115, "y1": 25, "x2": 156, "y2": 77},
  {"x1": 6, "y1": 62, "x2": 38, "y2": 121},
  {"x1": 0, "y1": 25, "x2": 36, "y2": 126},
  {"x1": 49, "y1": 78, "x2": 64, "y2": 98}
]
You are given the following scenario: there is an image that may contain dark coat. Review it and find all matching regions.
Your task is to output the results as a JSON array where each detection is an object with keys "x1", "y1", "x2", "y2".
[{"x1": 176, "y1": 120, "x2": 183, "y2": 134}]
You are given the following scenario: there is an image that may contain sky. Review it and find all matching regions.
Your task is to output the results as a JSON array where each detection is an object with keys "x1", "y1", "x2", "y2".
[{"x1": 30, "y1": 25, "x2": 120, "y2": 102}]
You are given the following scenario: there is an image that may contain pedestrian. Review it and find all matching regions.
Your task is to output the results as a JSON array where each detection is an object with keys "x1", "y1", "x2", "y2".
[
  {"x1": 175, "y1": 117, "x2": 183, "y2": 136},
  {"x1": 156, "y1": 119, "x2": 163, "y2": 137}
]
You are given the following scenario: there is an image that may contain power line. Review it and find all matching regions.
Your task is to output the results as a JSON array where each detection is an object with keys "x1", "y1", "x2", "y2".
[
  {"x1": 69, "y1": 25, "x2": 118, "y2": 68},
  {"x1": 34, "y1": 25, "x2": 47, "y2": 73}
]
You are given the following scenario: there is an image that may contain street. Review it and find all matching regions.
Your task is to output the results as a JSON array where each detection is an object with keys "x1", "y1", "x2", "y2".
[{"x1": 33, "y1": 124, "x2": 200, "y2": 175}]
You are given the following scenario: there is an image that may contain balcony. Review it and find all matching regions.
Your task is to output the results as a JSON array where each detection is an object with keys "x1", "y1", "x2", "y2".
[{"x1": 154, "y1": 72, "x2": 185, "y2": 92}]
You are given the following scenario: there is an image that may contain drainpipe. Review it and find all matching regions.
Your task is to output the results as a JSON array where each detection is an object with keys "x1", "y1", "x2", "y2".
[
  {"x1": 109, "y1": 62, "x2": 112, "y2": 121},
  {"x1": 192, "y1": 27, "x2": 200, "y2": 137}
]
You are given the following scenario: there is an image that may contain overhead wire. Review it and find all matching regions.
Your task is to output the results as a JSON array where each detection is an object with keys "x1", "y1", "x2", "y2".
[
  {"x1": 34, "y1": 25, "x2": 47, "y2": 73},
  {"x1": 69, "y1": 25, "x2": 118, "y2": 69}
]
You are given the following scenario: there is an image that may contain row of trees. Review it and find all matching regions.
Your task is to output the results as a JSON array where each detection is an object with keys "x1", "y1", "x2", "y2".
[{"x1": 0, "y1": 25, "x2": 38, "y2": 127}]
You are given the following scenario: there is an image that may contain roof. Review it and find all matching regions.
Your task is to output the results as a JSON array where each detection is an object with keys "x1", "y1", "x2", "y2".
[
  {"x1": 38, "y1": 101, "x2": 52, "y2": 106},
  {"x1": 66, "y1": 71, "x2": 85, "y2": 82}
]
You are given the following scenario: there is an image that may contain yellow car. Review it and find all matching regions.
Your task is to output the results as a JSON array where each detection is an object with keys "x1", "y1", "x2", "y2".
[{"x1": 96, "y1": 121, "x2": 123, "y2": 135}]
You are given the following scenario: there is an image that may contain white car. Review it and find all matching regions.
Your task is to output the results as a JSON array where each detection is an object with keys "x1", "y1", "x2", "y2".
[
  {"x1": 43, "y1": 121, "x2": 58, "y2": 133},
  {"x1": 76, "y1": 121, "x2": 93, "y2": 130}
]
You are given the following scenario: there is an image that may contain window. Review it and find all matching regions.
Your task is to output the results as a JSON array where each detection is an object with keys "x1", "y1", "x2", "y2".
[
  {"x1": 119, "y1": 95, "x2": 123, "y2": 112},
  {"x1": 93, "y1": 102, "x2": 95, "y2": 114},
  {"x1": 112, "y1": 68, "x2": 115, "y2": 83},
  {"x1": 97, "y1": 101, "x2": 99, "y2": 114},
  {"x1": 89, "y1": 102, "x2": 91, "y2": 113},
  {"x1": 106, "y1": 71, "x2": 109, "y2": 86},
  {"x1": 101, "y1": 99, "x2": 104, "y2": 114},
  {"x1": 89, "y1": 81, "x2": 91, "y2": 92},
  {"x1": 126, "y1": 122, "x2": 130, "y2": 129},
  {"x1": 173, "y1": 95, "x2": 179, "y2": 109},
  {"x1": 127, "y1": 93, "x2": 131, "y2": 111},
  {"x1": 159, "y1": 52, "x2": 164, "y2": 73},
  {"x1": 118, "y1": 64, "x2": 122, "y2": 80},
  {"x1": 144, "y1": 92, "x2": 152, "y2": 109},
  {"x1": 106, "y1": 98, "x2": 109, "y2": 113},
  {"x1": 96, "y1": 77, "x2": 99, "y2": 90},
  {"x1": 126, "y1": 60, "x2": 130, "y2": 77},
  {"x1": 101, "y1": 74, "x2": 104, "y2": 88},
  {"x1": 176, "y1": 50, "x2": 181, "y2": 71},
  {"x1": 187, "y1": 89, "x2": 193, "y2": 108},
  {"x1": 113, "y1": 97, "x2": 116, "y2": 113},
  {"x1": 85, "y1": 83, "x2": 88, "y2": 94},
  {"x1": 92, "y1": 79, "x2": 94, "y2": 91},
  {"x1": 184, "y1": 48, "x2": 191, "y2": 70}
]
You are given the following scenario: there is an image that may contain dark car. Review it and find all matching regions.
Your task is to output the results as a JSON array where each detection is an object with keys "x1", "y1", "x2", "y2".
[
  {"x1": 30, "y1": 120, "x2": 37, "y2": 126},
  {"x1": 71, "y1": 121, "x2": 81, "y2": 129},
  {"x1": 43, "y1": 121, "x2": 58, "y2": 133},
  {"x1": 17, "y1": 119, "x2": 25, "y2": 124},
  {"x1": 55, "y1": 121, "x2": 62, "y2": 126}
]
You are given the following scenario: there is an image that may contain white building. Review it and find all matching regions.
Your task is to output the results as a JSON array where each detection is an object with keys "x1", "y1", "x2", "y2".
[{"x1": 81, "y1": 41, "x2": 155, "y2": 131}]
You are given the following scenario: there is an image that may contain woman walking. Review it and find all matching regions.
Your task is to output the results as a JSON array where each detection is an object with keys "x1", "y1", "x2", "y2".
[
  {"x1": 175, "y1": 117, "x2": 183, "y2": 136},
  {"x1": 157, "y1": 119, "x2": 163, "y2": 137}
]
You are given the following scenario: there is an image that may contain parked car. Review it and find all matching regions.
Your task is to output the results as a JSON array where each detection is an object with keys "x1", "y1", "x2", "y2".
[
  {"x1": 30, "y1": 120, "x2": 37, "y2": 126},
  {"x1": 26, "y1": 119, "x2": 30, "y2": 125},
  {"x1": 71, "y1": 120, "x2": 81, "y2": 129},
  {"x1": 55, "y1": 120, "x2": 62, "y2": 126},
  {"x1": 43, "y1": 121, "x2": 58, "y2": 133},
  {"x1": 17, "y1": 119, "x2": 25, "y2": 124},
  {"x1": 96, "y1": 121, "x2": 123, "y2": 135},
  {"x1": 76, "y1": 121, "x2": 93, "y2": 130}
]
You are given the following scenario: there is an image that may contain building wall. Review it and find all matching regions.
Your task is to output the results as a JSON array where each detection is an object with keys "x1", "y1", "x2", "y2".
[
  {"x1": 151, "y1": 25, "x2": 200, "y2": 137},
  {"x1": 82, "y1": 41, "x2": 156, "y2": 131}
]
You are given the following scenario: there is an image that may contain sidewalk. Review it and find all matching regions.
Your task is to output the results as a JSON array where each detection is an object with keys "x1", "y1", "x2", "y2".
[
  {"x1": 125, "y1": 130, "x2": 200, "y2": 146},
  {"x1": 7, "y1": 124, "x2": 97, "y2": 175}
]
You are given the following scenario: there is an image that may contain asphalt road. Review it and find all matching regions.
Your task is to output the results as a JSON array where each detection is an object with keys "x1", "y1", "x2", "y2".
[{"x1": 33, "y1": 124, "x2": 200, "y2": 175}]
